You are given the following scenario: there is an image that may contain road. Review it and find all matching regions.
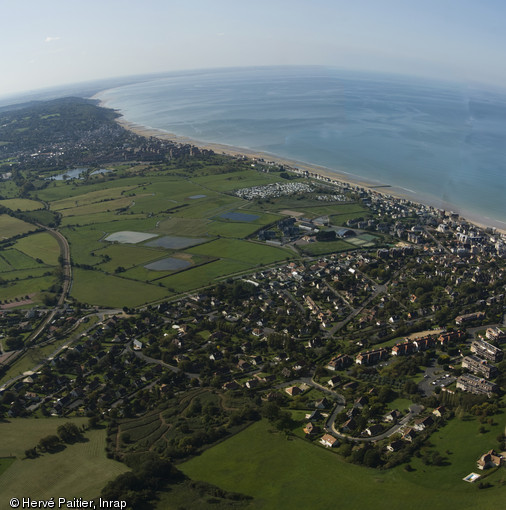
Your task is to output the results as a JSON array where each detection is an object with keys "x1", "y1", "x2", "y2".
[
  {"x1": 128, "y1": 344, "x2": 200, "y2": 380},
  {"x1": 327, "y1": 404, "x2": 423, "y2": 442},
  {"x1": 328, "y1": 281, "x2": 388, "y2": 335}
]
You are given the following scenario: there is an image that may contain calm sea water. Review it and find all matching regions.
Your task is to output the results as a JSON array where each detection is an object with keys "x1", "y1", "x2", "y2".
[{"x1": 97, "y1": 67, "x2": 506, "y2": 227}]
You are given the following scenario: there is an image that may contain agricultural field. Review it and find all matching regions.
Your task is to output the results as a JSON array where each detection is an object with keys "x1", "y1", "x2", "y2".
[
  {"x1": 71, "y1": 268, "x2": 170, "y2": 307},
  {"x1": 3, "y1": 159, "x2": 372, "y2": 307},
  {"x1": 187, "y1": 239, "x2": 292, "y2": 266},
  {"x1": 0, "y1": 198, "x2": 44, "y2": 211},
  {"x1": 13, "y1": 232, "x2": 60, "y2": 265},
  {"x1": 0, "y1": 418, "x2": 128, "y2": 500},
  {"x1": 0, "y1": 214, "x2": 37, "y2": 239},
  {"x1": 181, "y1": 419, "x2": 506, "y2": 510},
  {"x1": 160, "y1": 259, "x2": 252, "y2": 293},
  {"x1": 0, "y1": 275, "x2": 55, "y2": 306},
  {"x1": 0, "y1": 228, "x2": 59, "y2": 305}
]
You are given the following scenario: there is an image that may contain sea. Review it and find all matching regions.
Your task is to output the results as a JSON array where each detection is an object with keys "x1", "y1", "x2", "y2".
[{"x1": 96, "y1": 66, "x2": 506, "y2": 229}]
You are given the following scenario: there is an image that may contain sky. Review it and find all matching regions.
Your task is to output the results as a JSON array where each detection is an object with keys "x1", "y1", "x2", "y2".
[{"x1": 1, "y1": 0, "x2": 506, "y2": 99}]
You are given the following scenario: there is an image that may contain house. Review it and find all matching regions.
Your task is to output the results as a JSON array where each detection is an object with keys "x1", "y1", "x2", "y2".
[
  {"x1": 326, "y1": 354, "x2": 353, "y2": 371},
  {"x1": 366, "y1": 424, "x2": 383, "y2": 436},
  {"x1": 414, "y1": 415, "x2": 434, "y2": 431},
  {"x1": 391, "y1": 341, "x2": 415, "y2": 356},
  {"x1": 320, "y1": 434, "x2": 338, "y2": 448},
  {"x1": 285, "y1": 386, "x2": 303, "y2": 397},
  {"x1": 354, "y1": 396, "x2": 368, "y2": 408},
  {"x1": 245, "y1": 379, "x2": 259, "y2": 389},
  {"x1": 132, "y1": 339, "x2": 143, "y2": 350},
  {"x1": 384, "y1": 409, "x2": 402, "y2": 422},
  {"x1": 342, "y1": 418, "x2": 357, "y2": 433},
  {"x1": 327, "y1": 375, "x2": 340, "y2": 388},
  {"x1": 477, "y1": 450, "x2": 502, "y2": 470},
  {"x1": 387, "y1": 440, "x2": 404, "y2": 452},
  {"x1": 347, "y1": 407, "x2": 361, "y2": 418},
  {"x1": 355, "y1": 348, "x2": 389, "y2": 365},
  {"x1": 432, "y1": 406, "x2": 446, "y2": 418},
  {"x1": 402, "y1": 428, "x2": 417, "y2": 442},
  {"x1": 413, "y1": 336, "x2": 436, "y2": 351},
  {"x1": 306, "y1": 410, "x2": 323, "y2": 421},
  {"x1": 222, "y1": 381, "x2": 240, "y2": 391},
  {"x1": 314, "y1": 398, "x2": 330, "y2": 410},
  {"x1": 303, "y1": 422, "x2": 318, "y2": 435},
  {"x1": 455, "y1": 311, "x2": 485, "y2": 325},
  {"x1": 438, "y1": 330, "x2": 465, "y2": 345},
  {"x1": 237, "y1": 359, "x2": 251, "y2": 371}
]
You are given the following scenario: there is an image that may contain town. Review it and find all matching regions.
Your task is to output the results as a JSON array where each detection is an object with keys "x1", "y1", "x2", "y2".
[{"x1": 0, "y1": 97, "x2": 505, "y2": 508}]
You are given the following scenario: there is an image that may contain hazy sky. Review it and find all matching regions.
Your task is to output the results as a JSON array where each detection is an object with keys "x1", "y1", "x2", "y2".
[{"x1": 2, "y1": 0, "x2": 505, "y2": 98}]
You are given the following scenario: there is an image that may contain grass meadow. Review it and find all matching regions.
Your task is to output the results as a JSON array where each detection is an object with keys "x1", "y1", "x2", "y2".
[
  {"x1": 181, "y1": 419, "x2": 506, "y2": 510},
  {"x1": 0, "y1": 164, "x2": 372, "y2": 306},
  {"x1": 0, "y1": 214, "x2": 37, "y2": 239},
  {"x1": 0, "y1": 198, "x2": 44, "y2": 211},
  {"x1": 71, "y1": 268, "x2": 170, "y2": 307},
  {"x1": 298, "y1": 239, "x2": 356, "y2": 256},
  {"x1": 14, "y1": 232, "x2": 60, "y2": 265},
  {"x1": 0, "y1": 418, "x2": 128, "y2": 500}
]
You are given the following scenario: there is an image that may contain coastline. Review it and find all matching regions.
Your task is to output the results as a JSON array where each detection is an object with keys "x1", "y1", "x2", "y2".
[{"x1": 98, "y1": 97, "x2": 506, "y2": 235}]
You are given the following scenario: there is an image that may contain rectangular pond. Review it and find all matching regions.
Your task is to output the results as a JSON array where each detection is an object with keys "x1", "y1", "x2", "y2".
[
  {"x1": 105, "y1": 231, "x2": 158, "y2": 244},
  {"x1": 144, "y1": 236, "x2": 207, "y2": 249},
  {"x1": 219, "y1": 211, "x2": 260, "y2": 222},
  {"x1": 145, "y1": 258, "x2": 191, "y2": 271}
]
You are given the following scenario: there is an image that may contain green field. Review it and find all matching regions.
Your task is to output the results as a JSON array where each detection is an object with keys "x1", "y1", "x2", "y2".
[
  {"x1": 0, "y1": 418, "x2": 128, "y2": 500},
  {"x1": 71, "y1": 268, "x2": 170, "y2": 307},
  {"x1": 14, "y1": 232, "x2": 60, "y2": 265},
  {"x1": 59, "y1": 196, "x2": 137, "y2": 217},
  {"x1": 0, "y1": 274, "x2": 55, "y2": 303},
  {"x1": 188, "y1": 239, "x2": 292, "y2": 266},
  {"x1": 0, "y1": 198, "x2": 44, "y2": 211},
  {"x1": 298, "y1": 239, "x2": 356, "y2": 256},
  {"x1": 181, "y1": 419, "x2": 506, "y2": 510},
  {"x1": 0, "y1": 249, "x2": 43, "y2": 270},
  {"x1": 1, "y1": 164, "x2": 372, "y2": 306},
  {"x1": 93, "y1": 243, "x2": 167, "y2": 272},
  {"x1": 50, "y1": 185, "x2": 140, "y2": 211},
  {"x1": 0, "y1": 214, "x2": 37, "y2": 239}
]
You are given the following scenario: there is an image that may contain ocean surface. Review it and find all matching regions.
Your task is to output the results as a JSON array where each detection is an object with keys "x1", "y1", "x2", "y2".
[{"x1": 97, "y1": 67, "x2": 506, "y2": 228}]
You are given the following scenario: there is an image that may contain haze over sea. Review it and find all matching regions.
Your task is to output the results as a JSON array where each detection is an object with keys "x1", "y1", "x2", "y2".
[{"x1": 97, "y1": 67, "x2": 506, "y2": 229}]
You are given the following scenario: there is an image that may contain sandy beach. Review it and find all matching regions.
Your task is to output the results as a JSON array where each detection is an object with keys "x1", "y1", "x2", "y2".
[{"x1": 103, "y1": 104, "x2": 505, "y2": 236}]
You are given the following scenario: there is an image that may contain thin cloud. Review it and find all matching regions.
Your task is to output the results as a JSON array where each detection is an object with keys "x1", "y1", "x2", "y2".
[{"x1": 45, "y1": 36, "x2": 61, "y2": 43}]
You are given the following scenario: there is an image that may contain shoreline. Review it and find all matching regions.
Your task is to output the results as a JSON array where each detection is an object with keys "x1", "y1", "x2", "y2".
[{"x1": 96, "y1": 96, "x2": 506, "y2": 235}]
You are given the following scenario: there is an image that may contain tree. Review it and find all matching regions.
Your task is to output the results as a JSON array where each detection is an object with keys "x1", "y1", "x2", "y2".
[
  {"x1": 57, "y1": 422, "x2": 82, "y2": 443},
  {"x1": 38, "y1": 435, "x2": 61, "y2": 452}
]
